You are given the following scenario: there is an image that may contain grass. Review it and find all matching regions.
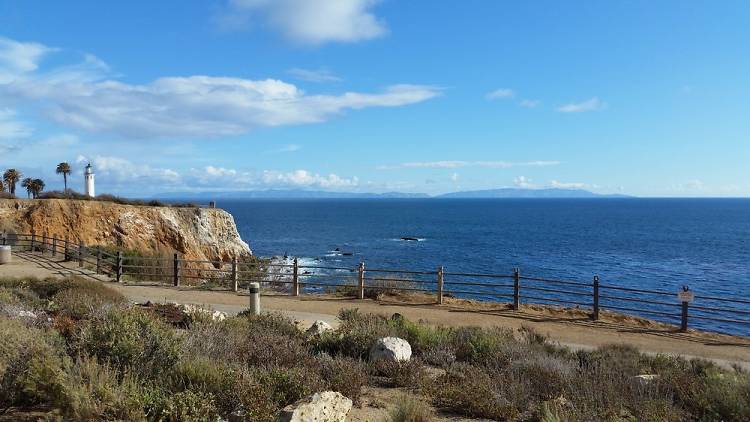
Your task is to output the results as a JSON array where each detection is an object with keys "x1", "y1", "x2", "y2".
[{"x1": 1, "y1": 276, "x2": 749, "y2": 421}]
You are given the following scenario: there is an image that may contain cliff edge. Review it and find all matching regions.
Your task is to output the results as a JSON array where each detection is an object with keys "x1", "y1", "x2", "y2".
[{"x1": 0, "y1": 199, "x2": 251, "y2": 262}]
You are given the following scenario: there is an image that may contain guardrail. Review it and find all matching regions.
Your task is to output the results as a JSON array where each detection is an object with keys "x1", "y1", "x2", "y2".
[{"x1": 3, "y1": 232, "x2": 749, "y2": 337}]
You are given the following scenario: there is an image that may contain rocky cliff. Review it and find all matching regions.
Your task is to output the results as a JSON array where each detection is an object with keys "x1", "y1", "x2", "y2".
[{"x1": 0, "y1": 199, "x2": 251, "y2": 262}]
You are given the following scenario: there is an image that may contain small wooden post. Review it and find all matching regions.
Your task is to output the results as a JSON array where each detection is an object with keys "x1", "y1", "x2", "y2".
[
  {"x1": 173, "y1": 253, "x2": 180, "y2": 287},
  {"x1": 292, "y1": 257, "x2": 300, "y2": 297},
  {"x1": 64, "y1": 236, "x2": 70, "y2": 261},
  {"x1": 357, "y1": 262, "x2": 365, "y2": 300},
  {"x1": 41, "y1": 235, "x2": 47, "y2": 254},
  {"x1": 30, "y1": 233, "x2": 35, "y2": 252},
  {"x1": 1, "y1": 231, "x2": 5, "y2": 246},
  {"x1": 680, "y1": 286, "x2": 690, "y2": 332},
  {"x1": 437, "y1": 265, "x2": 444, "y2": 305},
  {"x1": 512, "y1": 267, "x2": 520, "y2": 310},
  {"x1": 51, "y1": 236, "x2": 57, "y2": 257},
  {"x1": 231, "y1": 257, "x2": 238, "y2": 292},
  {"x1": 592, "y1": 275, "x2": 600, "y2": 321},
  {"x1": 116, "y1": 251, "x2": 123, "y2": 282},
  {"x1": 78, "y1": 241, "x2": 84, "y2": 267},
  {"x1": 96, "y1": 249, "x2": 102, "y2": 274}
]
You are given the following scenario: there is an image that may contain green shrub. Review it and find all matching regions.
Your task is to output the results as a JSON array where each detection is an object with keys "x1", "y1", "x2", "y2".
[
  {"x1": 371, "y1": 358, "x2": 428, "y2": 389},
  {"x1": 157, "y1": 390, "x2": 219, "y2": 422},
  {"x1": 51, "y1": 285, "x2": 125, "y2": 320},
  {"x1": 0, "y1": 317, "x2": 67, "y2": 408},
  {"x1": 390, "y1": 393, "x2": 434, "y2": 422},
  {"x1": 74, "y1": 307, "x2": 182, "y2": 378},
  {"x1": 428, "y1": 363, "x2": 517, "y2": 420},
  {"x1": 318, "y1": 355, "x2": 368, "y2": 404},
  {"x1": 167, "y1": 356, "x2": 239, "y2": 414},
  {"x1": 55, "y1": 356, "x2": 146, "y2": 421}
]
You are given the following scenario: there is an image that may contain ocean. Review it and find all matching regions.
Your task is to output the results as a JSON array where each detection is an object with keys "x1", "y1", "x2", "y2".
[{"x1": 219, "y1": 198, "x2": 750, "y2": 335}]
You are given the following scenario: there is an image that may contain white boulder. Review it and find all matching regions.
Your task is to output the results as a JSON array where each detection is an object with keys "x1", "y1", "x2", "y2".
[
  {"x1": 306, "y1": 320, "x2": 334, "y2": 336},
  {"x1": 369, "y1": 337, "x2": 412, "y2": 362},
  {"x1": 279, "y1": 391, "x2": 352, "y2": 422}
]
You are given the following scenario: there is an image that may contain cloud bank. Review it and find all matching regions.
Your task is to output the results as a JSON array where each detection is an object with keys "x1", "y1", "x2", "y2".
[{"x1": 0, "y1": 36, "x2": 439, "y2": 139}]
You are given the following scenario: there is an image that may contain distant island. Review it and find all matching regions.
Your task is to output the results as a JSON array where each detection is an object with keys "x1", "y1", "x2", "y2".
[{"x1": 156, "y1": 188, "x2": 630, "y2": 200}]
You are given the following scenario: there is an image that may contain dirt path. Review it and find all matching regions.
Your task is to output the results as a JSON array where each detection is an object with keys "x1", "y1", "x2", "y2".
[{"x1": 3, "y1": 251, "x2": 749, "y2": 368}]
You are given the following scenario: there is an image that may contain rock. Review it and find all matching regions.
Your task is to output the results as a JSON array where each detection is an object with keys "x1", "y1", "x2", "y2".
[
  {"x1": 306, "y1": 320, "x2": 333, "y2": 336},
  {"x1": 0, "y1": 198, "x2": 252, "y2": 263},
  {"x1": 228, "y1": 406, "x2": 247, "y2": 422},
  {"x1": 369, "y1": 337, "x2": 412, "y2": 362},
  {"x1": 279, "y1": 391, "x2": 352, "y2": 422},
  {"x1": 633, "y1": 374, "x2": 659, "y2": 386}
]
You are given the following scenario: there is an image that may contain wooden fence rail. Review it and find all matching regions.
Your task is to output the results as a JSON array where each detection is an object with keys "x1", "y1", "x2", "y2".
[{"x1": 3, "y1": 231, "x2": 749, "y2": 337}]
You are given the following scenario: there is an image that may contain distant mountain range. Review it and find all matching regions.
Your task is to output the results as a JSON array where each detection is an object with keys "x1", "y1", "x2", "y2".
[{"x1": 156, "y1": 188, "x2": 630, "y2": 200}]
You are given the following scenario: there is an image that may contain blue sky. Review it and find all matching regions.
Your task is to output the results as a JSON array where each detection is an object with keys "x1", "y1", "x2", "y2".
[{"x1": 1, "y1": 0, "x2": 749, "y2": 197}]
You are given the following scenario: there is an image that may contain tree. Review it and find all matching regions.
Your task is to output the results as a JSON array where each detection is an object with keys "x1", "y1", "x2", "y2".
[
  {"x1": 56, "y1": 162, "x2": 72, "y2": 192},
  {"x1": 2, "y1": 169, "x2": 21, "y2": 197},
  {"x1": 21, "y1": 178, "x2": 33, "y2": 199},
  {"x1": 29, "y1": 179, "x2": 45, "y2": 199},
  {"x1": 0, "y1": 179, "x2": 4, "y2": 192}
]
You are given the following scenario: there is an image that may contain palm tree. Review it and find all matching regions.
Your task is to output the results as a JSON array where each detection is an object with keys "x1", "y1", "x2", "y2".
[
  {"x1": 56, "y1": 162, "x2": 72, "y2": 192},
  {"x1": 21, "y1": 178, "x2": 33, "y2": 199},
  {"x1": 30, "y1": 179, "x2": 45, "y2": 199},
  {"x1": 0, "y1": 179, "x2": 4, "y2": 192},
  {"x1": 2, "y1": 169, "x2": 21, "y2": 197}
]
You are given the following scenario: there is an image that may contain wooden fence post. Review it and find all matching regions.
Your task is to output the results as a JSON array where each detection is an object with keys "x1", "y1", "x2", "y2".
[
  {"x1": 30, "y1": 233, "x2": 35, "y2": 252},
  {"x1": 116, "y1": 252, "x2": 123, "y2": 282},
  {"x1": 437, "y1": 266, "x2": 444, "y2": 305},
  {"x1": 680, "y1": 286, "x2": 691, "y2": 332},
  {"x1": 592, "y1": 275, "x2": 600, "y2": 320},
  {"x1": 52, "y1": 236, "x2": 57, "y2": 257},
  {"x1": 173, "y1": 253, "x2": 180, "y2": 287},
  {"x1": 357, "y1": 262, "x2": 365, "y2": 300},
  {"x1": 41, "y1": 235, "x2": 47, "y2": 254},
  {"x1": 512, "y1": 267, "x2": 520, "y2": 310},
  {"x1": 1, "y1": 231, "x2": 5, "y2": 246},
  {"x1": 231, "y1": 257, "x2": 238, "y2": 292},
  {"x1": 96, "y1": 249, "x2": 102, "y2": 274},
  {"x1": 64, "y1": 236, "x2": 70, "y2": 261},
  {"x1": 78, "y1": 241, "x2": 84, "y2": 267},
  {"x1": 292, "y1": 257, "x2": 300, "y2": 297}
]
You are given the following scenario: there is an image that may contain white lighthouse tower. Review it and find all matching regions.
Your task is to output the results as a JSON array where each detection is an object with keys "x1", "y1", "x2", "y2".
[{"x1": 84, "y1": 163, "x2": 95, "y2": 197}]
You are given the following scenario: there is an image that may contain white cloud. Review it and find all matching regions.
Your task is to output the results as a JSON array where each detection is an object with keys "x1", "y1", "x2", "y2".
[
  {"x1": 377, "y1": 160, "x2": 560, "y2": 170},
  {"x1": 520, "y1": 99, "x2": 541, "y2": 108},
  {"x1": 486, "y1": 88, "x2": 514, "y2": 100},
  {"x1": 513, "y1": 176, "x2": 535, "y2": 188},
  {"x1": 223, "y1": 0, "x2": 387, "y2": 45},
  {"x1": 262, "y1": 169, "x2": 358, "y2": 189},
  {"x1": 550, "y1": 180, "x2": 586, "y2": 189},
  {"x1": 0, "y1": 37, "x2": 440, "y2": 139},
  {"x1": 0, "y1": 37, "x2": 55, "y2": 82},
  {"x1": 557, "y1": 97, "x2": 606, "y2": 113},
  {"x1": 450, "y1": 172, "x2": 459, "y2": 182},
  {"x1": 287, "y1": 67, "x2": 341, "y2": 83},
  {"x1": 90, "y1": 155, "x2": 182, "y2": 184}
]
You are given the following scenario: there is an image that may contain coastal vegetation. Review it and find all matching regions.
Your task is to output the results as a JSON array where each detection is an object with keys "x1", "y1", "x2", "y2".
[
  {"x1": 1, "y1": 276, "x2": 748, "y2": 421},
  {"x1": 55, "y1": 162, "x2": 72, "y2": 192}
]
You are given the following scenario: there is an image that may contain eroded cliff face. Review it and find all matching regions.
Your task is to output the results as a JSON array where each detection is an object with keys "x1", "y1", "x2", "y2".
[{"x1": 0, "y1": 199, "x2": 251, "y2": 262}]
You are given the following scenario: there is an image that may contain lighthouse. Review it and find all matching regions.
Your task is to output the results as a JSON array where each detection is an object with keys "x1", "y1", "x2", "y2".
[{"x1": 84, "y1": 163, "x2": 95, "y2": 197}]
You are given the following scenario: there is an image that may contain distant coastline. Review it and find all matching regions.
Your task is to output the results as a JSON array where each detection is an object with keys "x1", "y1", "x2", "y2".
[{"x1": 155, "y1": 187, "x2": 631, "y2": 200}]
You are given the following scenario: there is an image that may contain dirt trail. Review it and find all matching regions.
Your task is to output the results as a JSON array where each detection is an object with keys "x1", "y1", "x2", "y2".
[{"x1": 3, "y1": 251, "x2": 749, "y2": 368}]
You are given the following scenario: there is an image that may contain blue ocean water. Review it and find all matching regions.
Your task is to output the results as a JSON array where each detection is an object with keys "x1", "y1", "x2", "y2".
[{"x1": 219, "y1": 198, "x2": 750, "y2": 335}]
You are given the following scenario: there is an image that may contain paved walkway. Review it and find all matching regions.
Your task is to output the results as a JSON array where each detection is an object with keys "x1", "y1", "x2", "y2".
[{"x1": 2, "y1": 250, "x2": 749, "y2": 370}]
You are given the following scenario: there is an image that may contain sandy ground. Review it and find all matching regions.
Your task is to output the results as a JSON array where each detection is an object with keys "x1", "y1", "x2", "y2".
[{"x1": 2, "y1": 250, "x2": 749, "y2": 369}]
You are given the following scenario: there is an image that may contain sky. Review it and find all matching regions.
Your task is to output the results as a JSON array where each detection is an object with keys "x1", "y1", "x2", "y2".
[{"x1": 1, "y1": 0, "x2": 749, "y2": 197}]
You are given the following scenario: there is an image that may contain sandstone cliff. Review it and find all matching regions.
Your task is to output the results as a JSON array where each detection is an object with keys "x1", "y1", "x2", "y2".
[{"x1": 0, "y1": 199, "x2": 251, "y2": 262}]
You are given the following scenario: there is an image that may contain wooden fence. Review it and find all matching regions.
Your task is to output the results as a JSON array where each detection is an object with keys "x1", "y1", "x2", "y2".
[{"x1": 3, "y1": 232, "x2": 750, "y2": 337}]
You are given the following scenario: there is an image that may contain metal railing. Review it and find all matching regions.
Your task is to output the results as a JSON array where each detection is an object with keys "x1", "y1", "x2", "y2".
[{"x1": 3, "y1": 232, "x2": 749, "y2": 337}]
